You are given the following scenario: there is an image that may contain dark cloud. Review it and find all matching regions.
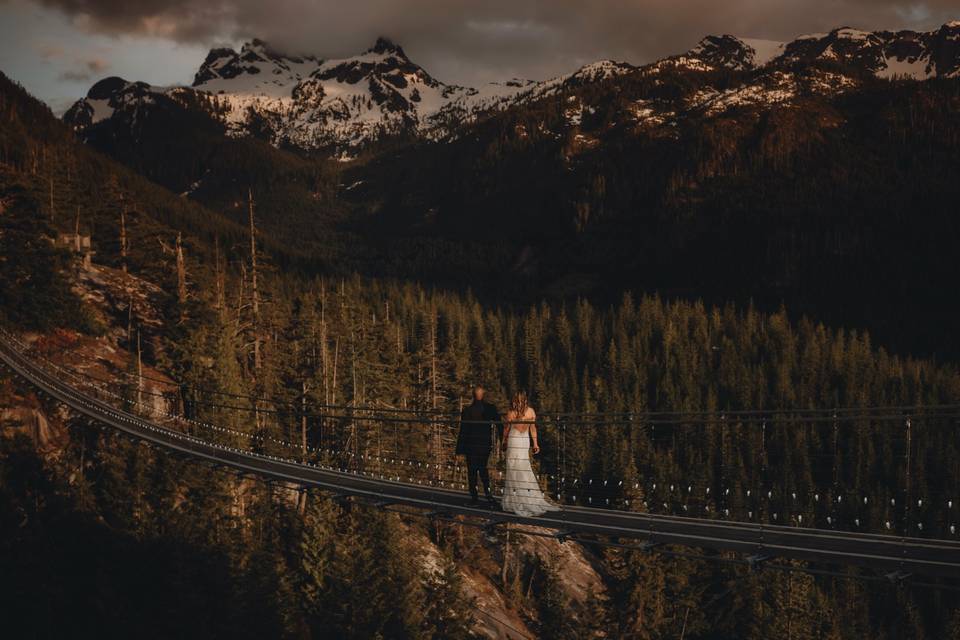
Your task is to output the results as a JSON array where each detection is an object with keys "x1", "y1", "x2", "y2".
[
  {"x1": 38, "y1": 43, "x2": 66, "y2": 60},
  {"x1": 33, "y1": 0, "x2": 960, "y2": 83},
  {"x1": 56, "y1": 56, "x2": 110, "y2": 82},
  {"x1": 58, "y1": 68, "x2": 93, "y2": 81}
]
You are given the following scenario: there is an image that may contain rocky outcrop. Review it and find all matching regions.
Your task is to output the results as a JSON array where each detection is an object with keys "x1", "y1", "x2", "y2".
[{"x1": 0, "y1": 405, "x2": 57, "y2": 450}]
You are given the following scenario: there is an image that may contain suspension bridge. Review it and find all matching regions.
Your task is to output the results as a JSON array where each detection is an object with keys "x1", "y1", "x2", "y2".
[{"x1": 1, "y1": 330, "x2": 959, "y2": 583}]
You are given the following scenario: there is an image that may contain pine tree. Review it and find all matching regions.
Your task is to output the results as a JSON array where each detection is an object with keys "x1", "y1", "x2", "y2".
[
  {"x1": 534, "y1": 556, "x2": 578, "y2": 640},
  {"x1": 320, "y1": 509, "x2": 423, "y2": 639},
  {"x1": 948, "y1": 607, "x2": 960, "y2": 640},
  {"x1": 298, "y1": 493, "x2": 338, "y2": 629},
  {"x1": 422, "y1": 552, "x2": 476, "y2": 640},
  {"x1": 580, "y1": 586, "x2": 612, "y2": 639}
]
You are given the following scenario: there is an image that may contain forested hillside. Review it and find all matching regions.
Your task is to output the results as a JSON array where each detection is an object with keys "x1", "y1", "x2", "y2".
[
  {"x1": 0, "y1": 71, "x2": 253, "y2": 316},
  {"x1": 347, "y1": 74, "x2": 960, "y2": 362}
]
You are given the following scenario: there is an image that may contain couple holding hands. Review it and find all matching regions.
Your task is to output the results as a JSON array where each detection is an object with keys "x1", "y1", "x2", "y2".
[{"x1": 455, "y1": 386, "x2": 558, "y2": 517}]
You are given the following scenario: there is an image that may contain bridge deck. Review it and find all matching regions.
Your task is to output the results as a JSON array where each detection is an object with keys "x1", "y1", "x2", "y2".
[{"x1": 3, "y1": 335, "x2": 959, "y2": 578}]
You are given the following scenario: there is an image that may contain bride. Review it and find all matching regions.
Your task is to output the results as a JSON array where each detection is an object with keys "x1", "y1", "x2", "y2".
[{"x1": 501, "y1": 391, "x2": 559, "y2": 517}]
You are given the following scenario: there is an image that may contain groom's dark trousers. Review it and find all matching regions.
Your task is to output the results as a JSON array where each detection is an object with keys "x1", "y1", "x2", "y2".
[
  {"x1": 466, "y1": 454, "x2": 490, "y2": 501},
  {"x1": 456, "y1": 399, "x2": 501, "y2": 500}
]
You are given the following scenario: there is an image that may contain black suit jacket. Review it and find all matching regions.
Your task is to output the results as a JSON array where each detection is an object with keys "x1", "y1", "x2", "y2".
[{"x1": 456, "y1": 400, "x2": 500, "y2": 456}]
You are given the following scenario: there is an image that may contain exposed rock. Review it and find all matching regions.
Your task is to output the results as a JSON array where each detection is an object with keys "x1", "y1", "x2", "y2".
[{"x1": 0, "y1": 405, "x2": 57, "y2": 450}]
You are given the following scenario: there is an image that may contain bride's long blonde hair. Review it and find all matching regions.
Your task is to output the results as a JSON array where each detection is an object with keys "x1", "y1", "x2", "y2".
[{"x1": 510, "y1": 391, "x2": 529, "y2": 419}]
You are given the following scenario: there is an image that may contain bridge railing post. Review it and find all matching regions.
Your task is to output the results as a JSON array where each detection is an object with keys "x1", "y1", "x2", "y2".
[
  {"x1": 904, "y1": 415, "x2": 912, "y2": 537},
  {"x1": 554, "y1": 415, "x2": 561, "y2": 501}
]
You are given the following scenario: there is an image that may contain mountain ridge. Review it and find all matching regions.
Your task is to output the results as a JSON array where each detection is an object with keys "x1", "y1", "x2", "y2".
[{"x1": 63, "y1": 22, "x2": 960, "y2": 155}]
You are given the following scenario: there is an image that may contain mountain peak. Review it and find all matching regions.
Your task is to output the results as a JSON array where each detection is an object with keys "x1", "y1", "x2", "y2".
[
  {"x1": 241, "y1": 38, "x2": 311, "y2": 62},
  {"x1": 830, "y1": 26, "x2": 878, "y2": 41},
  {"x1": 368, "y1": 37, "x2": 406, "y2": 57},
  {"x1": 690, "y1": 35, "x2": 759, "y2": 70},
  {"x1": 87, "y1": 76, "x2": 130, "y2": 100}
]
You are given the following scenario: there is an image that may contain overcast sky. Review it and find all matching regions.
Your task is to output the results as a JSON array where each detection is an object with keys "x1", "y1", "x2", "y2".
[{"x1": 1, "y1": 0, "x2": 957, "y2": 112}]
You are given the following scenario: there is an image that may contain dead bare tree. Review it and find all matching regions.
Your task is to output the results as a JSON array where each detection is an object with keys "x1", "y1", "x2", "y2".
[
  {"x1": 127, "y1": 293, "x2": 133, "y2": 348},
  {"x1": 214, "y1": 236, "x2": 225, "y2": 316},
  {"x1": 432, "y1": 320, "x2": 438, "y2": 410},
  {"x1": 331, "y1": 337, "x2": 339, "y2": 405},
  {"x1": 248, "y1": 188, "x2": 262, "y2": 372},
  {"x1": 301, "y1": 379, "x2": 309, "y2": 460},
  {"x1": 120, "y1": 201, "x2": 128, "y2": 275},
  {"x1": 175, "y1": 232, "x2": 187, "y2": 313},
  {"x1": 236, "y1": 262, "x2": 246, "y2": 332},
  {"x1": 136, "y1": 329, "x2": 143, "y2": 409}
]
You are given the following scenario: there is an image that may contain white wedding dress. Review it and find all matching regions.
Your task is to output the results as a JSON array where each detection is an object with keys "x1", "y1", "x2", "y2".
[{"x1": 501, "y1": 419, "x2": 559, "y2": 517}]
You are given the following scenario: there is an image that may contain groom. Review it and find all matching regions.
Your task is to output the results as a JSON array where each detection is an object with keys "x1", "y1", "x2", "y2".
[{"x1": 456, "y1": 386, "x2": 500, "y2": 506}]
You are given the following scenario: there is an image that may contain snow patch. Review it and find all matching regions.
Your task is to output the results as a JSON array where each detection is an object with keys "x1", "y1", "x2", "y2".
[
  {"x1": 835, "y1": 28, "x2": 872, "y2": 41},
  {"x1": 86, "y1": 98, "x2": 115, "y2": 124},
  {"x1": 687, "y1": 71, "x2": 848, "y2": 116},
  {"x1": 877, "y1": 56, "x2": 932, "y2": 80}
]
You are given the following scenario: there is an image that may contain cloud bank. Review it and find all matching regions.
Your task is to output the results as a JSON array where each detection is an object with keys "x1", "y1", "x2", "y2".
[{"x1": 32, "y1": 0, "x2": 960, "y2": 83}]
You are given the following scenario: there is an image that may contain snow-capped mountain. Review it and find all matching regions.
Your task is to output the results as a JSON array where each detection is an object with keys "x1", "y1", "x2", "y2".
[
  {"x1": 776, "y1": 24, "x2": 960, "y2": 78},
  {"x1": 678, "y1": 22, "x2": 960, "y2": 77},
  {"x1": 64, "y1": 36, "x2": 632, "y2": 155},
  {"x1": 624, "y1": 22, "x2": 960, "y2": 122},
  {"x1": 63, "y1": 23, "x2": 960, "y2": 155},
  {"x1": 189, "y1": 37, "x2": 487, "y2": 150},
  {"x1": 688, "y1": 35, "x2": 787, "y2": 71}
]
